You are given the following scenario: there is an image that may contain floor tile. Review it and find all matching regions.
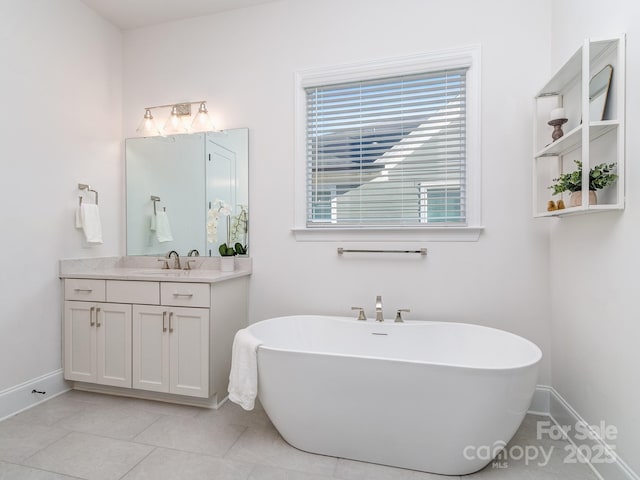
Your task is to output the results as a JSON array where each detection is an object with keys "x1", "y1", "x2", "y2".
[
  {"x1": 248, "y1": 464, "x2": 334, "y2": 480},
  {"x1": 23, "y1": 432, "x2": 153, "y2": 480},
  {"x1": 10, "y1": 396, "x2": 90, "y2": 427},
  {"x1": 0, "y1": 394, "x2": 606, "y2": 480},
  {"x1": 0, "y1": 417, "x2": 68, "y2": 463},
  {"x1": 465, "y1": 431, "x2": 599, "y2": 479},
  {"x1": 508, "y1": 415, "x2": 567, "y2": 449},
  {"x1": 123, "y1": 398, "x2": 202, "y2": 418},
  {"x1": 55, "y1": 403, "x2": 160, "y2": 440},
  {"x1": 134, "y1": 415, "x2": 246, "y2": 457},
  {"x1": 0, "y1": 461, "x2": 80, "y2": 479},
  {"x1": 121, "y1": 447, "x2": 254, "y2": 480},
  {"x1": 197, "y1": 401, "x2": 275, "y2": 429},
  {"x1": 225, "y1": 427, "x2": 337, "y2": 477},
  {"x1": 334, "y1": 458, "x2": 456, "y2": 480},
  {"x1": 61, "y1": 390, "x2": 132, "y2": 407}
]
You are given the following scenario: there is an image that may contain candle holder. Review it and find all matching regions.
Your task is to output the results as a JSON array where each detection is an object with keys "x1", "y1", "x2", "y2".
[{"x1": 548, "y1": 117, "x2": 568, "y2": 142}]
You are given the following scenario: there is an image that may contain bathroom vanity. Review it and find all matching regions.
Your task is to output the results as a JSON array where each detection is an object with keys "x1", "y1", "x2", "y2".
[{"x1": 59, "y1": 257, "x2": 250, "y2": 408}]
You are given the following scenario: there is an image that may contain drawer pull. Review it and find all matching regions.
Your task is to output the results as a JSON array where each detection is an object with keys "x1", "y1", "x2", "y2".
[
  {"x1": 89, "y1": 306, "x2": 95, "y2": 326},
  {"x1": 169, "y1": 312, "x2": 174, "y2": 333},
  {"x1": 74, "y1": 288, "x2": 93, "y2": 293},
  {"x1": 96, "y1": 307, "x2": 101, "y2": 327},
  {"x1": 173, "y1": 293, "x2": 194, "y2": 298},
  {"x1": 162, "y1": 311, "x2": 167, "y2": 332}
]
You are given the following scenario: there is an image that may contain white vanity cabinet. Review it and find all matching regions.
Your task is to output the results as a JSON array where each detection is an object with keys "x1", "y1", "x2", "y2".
[
  {"x1": 62, "y1": 272, "x2": 249, "y2": 407},
  {"x1": 132, "y1": 305, "x2": 209, "y2": 398},
  {"x1": 64, "y1": 279, "x2": 132, "y2": 388}
]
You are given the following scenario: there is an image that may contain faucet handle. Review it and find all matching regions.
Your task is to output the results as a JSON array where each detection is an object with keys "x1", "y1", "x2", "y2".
[
  {"x1": 395, "y1": 309, "x2": 410, "y2": 323},
  {"x1": 351, "y1": 307, "x2": 367, "y2": 321},
  {"x1": 184, "y1": 259, "x2": 197, "y2": 271},
  {"x1": 157, "y1": 258, "x2": 170, "y2": 269}
]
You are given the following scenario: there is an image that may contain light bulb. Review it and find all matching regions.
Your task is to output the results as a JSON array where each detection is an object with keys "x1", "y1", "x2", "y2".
[
  {"x1": 163, "y1": 105, "x2": 188, "y2": 134},
  {"x1": 136, "y1": 109, "x2": 160, "y2": 136},
  {"x1": 191, "y1": 102, "x2": 215, "y2": 132}
]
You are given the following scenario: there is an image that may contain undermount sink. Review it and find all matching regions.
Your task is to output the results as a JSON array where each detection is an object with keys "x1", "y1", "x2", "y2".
[{"x1": 130, "y1": 269, "x2": 185, "y2": 276}]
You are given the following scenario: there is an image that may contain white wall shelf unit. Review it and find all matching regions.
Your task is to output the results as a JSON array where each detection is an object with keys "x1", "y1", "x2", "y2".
[{"x1": 533, "y1": 36, "x2": 625, "y2": 218}]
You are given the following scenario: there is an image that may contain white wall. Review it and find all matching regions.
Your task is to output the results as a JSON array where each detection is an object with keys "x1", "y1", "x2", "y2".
[
  {"x1": 123, "y1": 0, "x2": 553, "y2": 382},
  {"x1": 550, "y1": 0, "x2": 640, "y2": 472},
  {"x1": 0, "y1": 0, "x2": 122, "y2": 391}
]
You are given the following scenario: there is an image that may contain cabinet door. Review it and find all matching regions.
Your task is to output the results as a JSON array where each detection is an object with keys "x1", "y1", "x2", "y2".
[
  {"x1": 96, "y1": 303, "x2": 132, "y2": 388},
  {"x1": 64, "y1": 301, "x2": 97, "y2": 383},
  {"x1": 169, "y1": 307, "x2": 209, "y2": 398},
  {"x1": 132, "y1": 305, "x2": 169, "y2": 393}
]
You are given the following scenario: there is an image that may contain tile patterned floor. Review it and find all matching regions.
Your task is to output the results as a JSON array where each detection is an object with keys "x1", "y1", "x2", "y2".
[{"x1": 0, "y1": 391, "x2": 599, "y2": 480}]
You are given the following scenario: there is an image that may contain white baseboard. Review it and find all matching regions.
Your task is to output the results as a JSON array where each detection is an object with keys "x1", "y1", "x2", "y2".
[
  {"x1": 72, "y1": 382, "x2": 221, "y2": 409},
  {"x1": 0, "y1": 369, "x2": 70, "y2": 422},
  {"x1": 528, "y1": 384, "x2": 552, "y2": 415},
  {"x1": 529, "y1": 385, "x2": 639, "y2": 480}
]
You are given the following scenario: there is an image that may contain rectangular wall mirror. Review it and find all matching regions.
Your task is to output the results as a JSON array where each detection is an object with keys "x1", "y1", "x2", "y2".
[{"x1": 125, "y1": 128, "x2": 249, "y2": 257}]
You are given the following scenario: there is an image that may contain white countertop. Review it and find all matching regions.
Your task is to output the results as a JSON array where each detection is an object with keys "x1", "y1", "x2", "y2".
[{"x1": 59, "y1": 256, "x2": 252, "y2": 284}]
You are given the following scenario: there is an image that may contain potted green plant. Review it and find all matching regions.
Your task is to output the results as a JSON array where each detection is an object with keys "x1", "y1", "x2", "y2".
[
  {"x1": 234, "y1": 243, "x2": 247, "y2": 256},
  {"x1": 219, "y1": 242, "x2": 236, "y2": 272},
  {"x1": 549, "y1": 160, "x2": 617, "y2": 207}
]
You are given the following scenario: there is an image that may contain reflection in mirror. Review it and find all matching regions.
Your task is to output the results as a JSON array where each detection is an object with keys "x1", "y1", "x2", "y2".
[
  {"x1": 126, "y1": 129, "x2": 248, "y2": 257},
  {"x1": 589, "y1": 64, "x2": 613, "y2": 121}
]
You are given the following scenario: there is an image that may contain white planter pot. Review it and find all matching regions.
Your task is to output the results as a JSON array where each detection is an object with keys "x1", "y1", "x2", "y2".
[{"x1": 220, "y1": 256, "x2": 235, "y2": 272}]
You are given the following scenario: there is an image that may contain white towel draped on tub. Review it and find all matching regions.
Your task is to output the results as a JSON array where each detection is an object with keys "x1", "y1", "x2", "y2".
[
  {"x1": 155, "y1": 211, "x2": 173, "y2": 242},
  {"x1": 80, "y1": 203, "x2": 103, "y2": 244},
  {"x1": 228, "y1": 328, "x2": 263, "y2": 410}
]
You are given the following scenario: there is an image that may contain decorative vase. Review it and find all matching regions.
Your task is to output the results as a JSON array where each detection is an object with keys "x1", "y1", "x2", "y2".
[
  {"x1": 569, "y1": 190, "x2": 597, "y2": 207},
  {"x1": 220, "y1": 256, "x2": 235, "y2": 272}
]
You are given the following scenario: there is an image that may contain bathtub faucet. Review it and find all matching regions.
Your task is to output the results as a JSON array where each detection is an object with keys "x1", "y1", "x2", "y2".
[{"x1": 375, "y1": 295, "x2": 384, "y2": 322}]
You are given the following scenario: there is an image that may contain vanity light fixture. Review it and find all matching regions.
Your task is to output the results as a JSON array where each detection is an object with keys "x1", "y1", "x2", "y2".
[
  {"x1": 135, "y1": 101, "x2": 215, "y2": 137},
  {"x1": 136, "y1": 109, "x2": 160, "y2": 136},
  {"x1": 191, "y1": 102, "x2": 216, "y2": 132},
  {"x1": 163, "y1": 105, "x2": 188, "y2": 134}
]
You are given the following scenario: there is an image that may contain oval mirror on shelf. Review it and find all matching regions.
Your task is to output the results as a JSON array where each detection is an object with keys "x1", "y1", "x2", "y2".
[{"x1": 589, "y1": 64, "x2": 613, "y2": 121}]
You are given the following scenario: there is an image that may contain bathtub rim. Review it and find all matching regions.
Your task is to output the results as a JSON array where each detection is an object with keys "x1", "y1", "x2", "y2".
[{"x1": 249, "y1": 315, "x2": 543, "y2": 372}]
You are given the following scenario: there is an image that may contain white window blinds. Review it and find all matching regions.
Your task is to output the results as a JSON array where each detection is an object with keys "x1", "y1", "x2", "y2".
[{"x1": 305, "y1": 68, "x2": 468, "y2": 227}]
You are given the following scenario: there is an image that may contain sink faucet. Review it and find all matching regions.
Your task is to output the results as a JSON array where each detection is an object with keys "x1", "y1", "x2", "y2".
[
  {"x1": 166, "y1": 250, "x2": 181, "y2": 269},
  {"x1": 375, "y1": 295, "x2": 384, "y2": 322}
]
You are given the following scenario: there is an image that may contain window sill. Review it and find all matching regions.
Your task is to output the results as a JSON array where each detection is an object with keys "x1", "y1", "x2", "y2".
[{"x1": 291, "y1": 226, "x2": 484, "y2": 242}]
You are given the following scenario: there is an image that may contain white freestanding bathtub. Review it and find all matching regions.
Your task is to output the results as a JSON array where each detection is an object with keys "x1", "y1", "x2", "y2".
[{"x1": 248, "y1": 315, "x2": 542, "y2": 475}]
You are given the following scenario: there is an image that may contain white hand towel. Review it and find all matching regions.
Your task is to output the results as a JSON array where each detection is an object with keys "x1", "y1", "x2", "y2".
[
  {"x1": 228, "y1": 329, "x2": 263, "y2": 411},
  {"x1": 75, "y1": 202, "x2": 83, "y2": 229},
  {"x1": 155, "y1": 211, "x2": 173, "y2": 242},
  {"x1": 149, "y1": 214, "x2": 157, "y2": 232},
  {"x1": 80, "y1": 203, "x2": 103, "y2": 244}
]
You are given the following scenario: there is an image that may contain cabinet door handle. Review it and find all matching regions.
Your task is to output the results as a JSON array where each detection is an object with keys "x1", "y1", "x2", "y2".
[
  {"x1": 172, "y1": 293, "x2": 194, "y2": 298},
  {"x1": 89, "y1": 306, "x2": 95, "y2": 326},
  {"x1": 162, "y1": 311, "x2": 167, "y2": 332},
  {"x1": 96, "y1": 307, "x2": 101, "y2": 327},
  {"x1": 74, "y1": 288, "x2": 93, "y2": 293},
  {"x1": 169, "y1": 312, "x2": 174, "y2": 333}
]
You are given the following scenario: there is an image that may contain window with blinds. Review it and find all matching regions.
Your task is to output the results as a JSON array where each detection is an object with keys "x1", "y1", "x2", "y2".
[{"x1": 305, "y1": 68, "x2": 468, "y2": 228}]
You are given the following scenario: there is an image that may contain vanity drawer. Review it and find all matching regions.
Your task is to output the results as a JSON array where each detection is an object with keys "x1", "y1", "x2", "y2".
[
  {"x1": 161, "y1": 282, "x2": 210, "y2": 308},
  {"x1": 106, "y1": 280, "x2": 159, "y2": 305},
  {"x1": 64, "y1": 279, "x2": 106, "y2": 302}
]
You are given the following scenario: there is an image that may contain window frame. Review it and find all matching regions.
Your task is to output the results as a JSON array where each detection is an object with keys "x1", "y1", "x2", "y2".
[{"x1": 293, "y1": 46, "x2": 483, "y2": 242}]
